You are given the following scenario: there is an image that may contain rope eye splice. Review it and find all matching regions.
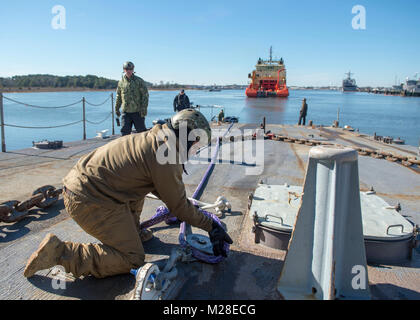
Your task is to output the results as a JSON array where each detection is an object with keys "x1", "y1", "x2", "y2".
[{"x1": 130, "y1": 122, "x2": 235, "y2": 300}]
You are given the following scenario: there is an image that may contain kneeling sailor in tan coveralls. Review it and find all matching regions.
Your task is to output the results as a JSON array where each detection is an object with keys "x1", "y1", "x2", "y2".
[{"x1": 24, "y1": 109, "x2": 232, "y2": 279}]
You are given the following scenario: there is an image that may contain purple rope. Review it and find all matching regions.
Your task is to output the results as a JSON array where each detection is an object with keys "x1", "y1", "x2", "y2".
[
  {"x1": 139, "y1": 206, "x2": 171, "y2": 229},
  {"x1": 179, "y1": 123, "x2": 234, "y2": 263},
  {"x1": 140, "y1": 123, "x2": 234, "y2": 264},
  {"x1": 164, "y1": 216, "x2": 179, "y2": 225}
]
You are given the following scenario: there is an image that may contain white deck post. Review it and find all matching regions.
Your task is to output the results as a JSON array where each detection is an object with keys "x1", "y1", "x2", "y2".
[{"x1": 277, "y1": 145, "x2": 371, "y2": 300}]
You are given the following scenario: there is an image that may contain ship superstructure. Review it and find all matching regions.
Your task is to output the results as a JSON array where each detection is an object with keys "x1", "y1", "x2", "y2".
[
  {"x1": 403, "y1": 74, "x2": 420, "y2": 94},
  {"x1": 246, "y1": 47, "x2": 289, "y2": 98},
  {"x1": 342, "y1": 71, "x2": 358, "y2": 92}
]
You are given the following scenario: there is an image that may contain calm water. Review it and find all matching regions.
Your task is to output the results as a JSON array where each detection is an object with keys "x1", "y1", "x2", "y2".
[{"x1": 2, "y1": 89, "x2": 420, "y2": 151}]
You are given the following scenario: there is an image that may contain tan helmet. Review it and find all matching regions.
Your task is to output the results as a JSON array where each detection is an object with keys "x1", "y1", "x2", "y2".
[{"x1": 170, "y1": 109, "x2": 211, "y2": 145}]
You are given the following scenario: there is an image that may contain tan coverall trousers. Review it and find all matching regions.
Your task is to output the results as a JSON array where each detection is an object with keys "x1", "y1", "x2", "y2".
[{"x1": 60, "y1": 191, "x2": 145, "y2": 278}]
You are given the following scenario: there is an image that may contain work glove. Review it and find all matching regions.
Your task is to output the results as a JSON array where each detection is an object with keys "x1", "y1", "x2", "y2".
[
  {"x1": 116, "y1": 110, "x2": 121, "y2": 117},
  {"x1": 209, "y1": 220, "x2": 233, "y2": 257}
]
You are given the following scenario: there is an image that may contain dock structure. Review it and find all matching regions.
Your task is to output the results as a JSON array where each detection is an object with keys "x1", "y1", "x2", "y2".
[
  {"x1": 360, "y1": 87, "x2": 420, "y2": 97},
  {"x1": 0, "y1": 123, "x2": 419, "y2": 300}
]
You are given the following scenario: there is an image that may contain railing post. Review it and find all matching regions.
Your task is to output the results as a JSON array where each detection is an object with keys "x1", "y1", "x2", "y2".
[
  {"x1": 82, "y1": 97, "x2": 86, "y2": 140},
  {"x1": 0, "y1": 92, "x2": 6, "y2": 152},
  {"x1": 111, "y1": 93, "x2": 115, "y2": 135},
  {"x1": 263, "y1": 117, "x2": 266, "y2": 134}
]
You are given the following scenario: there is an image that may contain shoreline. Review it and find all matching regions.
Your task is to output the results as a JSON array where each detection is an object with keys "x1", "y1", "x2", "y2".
[
  {"x1": 1, "y1": 87, "x2": 116, "y2": 94},
  {"x1": 0, "y1": 87, "x2": 246, "y2": 94},
  {"x1": 1, "y1": 87, "x2": 177, "y2": 94}
]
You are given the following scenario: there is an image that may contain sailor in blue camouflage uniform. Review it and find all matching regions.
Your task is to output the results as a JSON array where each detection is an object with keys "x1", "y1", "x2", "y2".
[{"x1": 115, "y1": 61, "x2": 149, "y2": 135}]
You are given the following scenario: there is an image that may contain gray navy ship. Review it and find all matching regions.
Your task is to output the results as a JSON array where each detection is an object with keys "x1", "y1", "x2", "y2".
[{"x1": 342, "y1": 71, "x2": 358, "y2": 92}]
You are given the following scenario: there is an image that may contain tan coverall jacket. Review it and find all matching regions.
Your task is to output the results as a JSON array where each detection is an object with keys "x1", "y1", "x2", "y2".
[{"x1": 60, "y1": 124, "x2": 213, "y2": 278}]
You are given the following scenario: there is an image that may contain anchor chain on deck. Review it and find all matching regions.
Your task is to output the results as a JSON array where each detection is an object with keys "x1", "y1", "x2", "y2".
[
  {"x1": 0, "y1": 185, "x2": 62, "y2": 223},
  {"x1": 215, "y1": 127, "x2": 419, "y2": 169}
]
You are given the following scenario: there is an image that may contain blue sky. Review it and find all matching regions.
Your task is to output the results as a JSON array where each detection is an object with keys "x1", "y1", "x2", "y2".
[{"x1": 0, "y1": 0, "x2": 419, "y2": 86}]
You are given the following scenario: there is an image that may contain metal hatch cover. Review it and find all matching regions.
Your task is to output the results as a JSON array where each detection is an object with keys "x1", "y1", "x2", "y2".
[
  {"x1": 360, "y1": 192, "x2": 413, "y2": 241},
  {"x1": 250, "y1": 183, "x2": 300, "y2": 232},
  {"x1": 249, "y1": 183, "x2": 417, "y2": 263}
]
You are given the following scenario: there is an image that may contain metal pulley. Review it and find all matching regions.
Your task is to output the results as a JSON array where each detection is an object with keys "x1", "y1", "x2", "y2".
[
  {"x1": 186, "y1": 234, "x2": 213, "y2": 255},
  {"x1": 131, "y1": 247, "x2": 195, "y2": 300},
  {"x1": 131, "y1": 263, "x2": 169, "y2": 300}
]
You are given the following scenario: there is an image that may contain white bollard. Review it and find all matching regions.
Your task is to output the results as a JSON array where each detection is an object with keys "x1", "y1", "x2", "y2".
[{"x1": 277, "y1": 145, "x2": 371, "y2": 300}]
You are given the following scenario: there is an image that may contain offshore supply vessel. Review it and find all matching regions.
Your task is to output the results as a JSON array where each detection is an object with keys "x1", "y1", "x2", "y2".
[{"x1": 245, "y1": 47, "x2": 289, "y2": 98}]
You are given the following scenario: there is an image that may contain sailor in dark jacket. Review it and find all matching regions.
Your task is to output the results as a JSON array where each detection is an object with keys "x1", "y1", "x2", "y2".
[
  {"x1": 298, "y1": 98, "x2": 308, "y2": 126},
  {"x1": 173, "y1": 89, "x2": 191, "y2": 112},
  {"x1": 217, "y1": 109, "x2": 224, "y2": 126}
]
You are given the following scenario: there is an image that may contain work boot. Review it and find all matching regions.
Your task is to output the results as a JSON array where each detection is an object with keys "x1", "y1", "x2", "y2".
[
  {"x1": 24, "y1": 233, "x2": 65, "y2": 278},
  {"x1": 140, "y1": 228, "x2": 153, "y2": 242}
]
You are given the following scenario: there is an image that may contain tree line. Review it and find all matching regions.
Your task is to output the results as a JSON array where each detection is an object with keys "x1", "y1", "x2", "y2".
[
  {"x1": 0, "y1": 74, "x2": 120, "y2": 89},
  {"x1": 0, "y1": 74, "x2": 242, "y2": 91}
]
